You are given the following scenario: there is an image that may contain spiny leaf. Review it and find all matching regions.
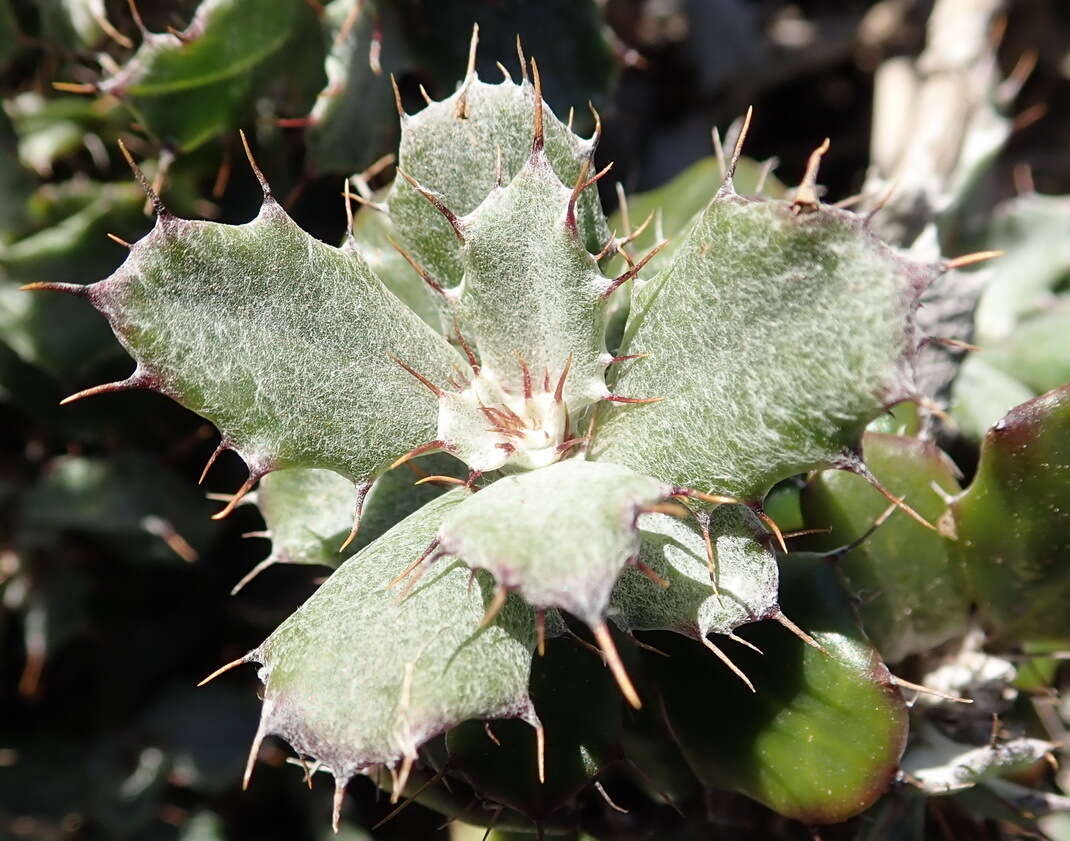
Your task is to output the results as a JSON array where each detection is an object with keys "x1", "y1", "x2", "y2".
[
  {"x1": 68, "y1": 194, "x2": 464, "y2": 493},
  {"x1": 253, "y1": 467, "x2": 358, "y2": 572},
  {"x1": 241, "y1": 453, "x2": 462, "y2": 590},
  {"x1": 400, "y1": 126, "x2": 638, "y2": 471},
  {"x1": 801, "y1": 433, "x2": 967, "y2": 662},
  {"x1": 436, "y1": 459, "x2": 670, "y2": 706},
  {"x1": 610, "y1": 504, "x2": 779, "y2": 644},
  {"x1": 454, "y1": 147, "x2": 612, "y2": 413},
  {"x1": 437, "y1": 460, "x2": 669, "y2": 630},
  {"x1": 99, "y1": 0, "x2": 322, "y2": 152},
  {"x1": 646, "y1": 555, "x2": 908, "y2": 824},
  {"x1": 352, "y1": 194, "x2": 443, "y2": 333},
  {"x1": 247, "y1": 490, "x2": 538, "y2": 790},
  {"x1": 947, "y1": 384, "x2": 1070, "y2": 643},
  {"x1": 607, "y1": 154, "x2": 786, "y2": 278},
  {"x1": 386, "y1": 75, "x2": 607, "y2": 292},
  {"x1": 392, "y1": 0, "x2": 614, "y2": 121},
  {"x1": 592, "y1": 193, "x2": 934, "y2": 501}
]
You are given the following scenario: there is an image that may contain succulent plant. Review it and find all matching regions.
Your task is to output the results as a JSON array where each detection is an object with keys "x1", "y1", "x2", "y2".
[{"x1": 18, "y1": 21, "x2": 1070, "y2": 840}]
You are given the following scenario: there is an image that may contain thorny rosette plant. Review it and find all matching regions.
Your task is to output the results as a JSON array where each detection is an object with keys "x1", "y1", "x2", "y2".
[{"x1": 25, "y1": 25, "x2": 1064, "y2": 838}]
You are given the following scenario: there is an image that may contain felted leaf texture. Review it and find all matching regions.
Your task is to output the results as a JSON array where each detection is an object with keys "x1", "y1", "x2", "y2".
[
  {"x1": 233, "y1": 490, "x2": 539, "y2": 819},
  {"x1": 611, "y1": 504, "x2": 779, "y2": 648},
  {"x1": 433, "y1": 458, "x2": 672, "y2": 706},
  {"x1": 386, "y1": 72, "x2": 607, "y2": 293},
  {"x1": 32, "y1": 166, "x2": 466, "y2": 518},
  {"x1": 592, "y1": 181, "x2": 938, "y2": 503},
  {"x1": 237, "y1": 453, "x2": 461, "y2": 592}
]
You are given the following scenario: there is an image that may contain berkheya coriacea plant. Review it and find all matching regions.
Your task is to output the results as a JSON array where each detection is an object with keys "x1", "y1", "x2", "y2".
[{"x1": 26, "y1": 34, "x2": 992, "y2": 834}]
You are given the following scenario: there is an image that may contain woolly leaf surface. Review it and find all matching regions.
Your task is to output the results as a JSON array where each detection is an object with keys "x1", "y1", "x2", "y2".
[
  {"x1": 647, "y1": 555, "x2": 908, "y2": 823},
  {"x1": 387, "y1": 77, "x2": 607, "y2": 291},
  {"x1": 607, "y1": 155, "x2": 786, "y2": 277},
  {"x1": 456, "y1": 150, "x2": 610, "y2": 410},
  {"x1": 592, "y1": 196, "x2": 931, "y2": 500},
  {"x1": 948, "y1": 385, "x2": 1070, "y2": 643},
  {"x1": 601, "y1": 157, "x2": 781, "y2": 355},
  {"x1": 352, "y1": 198, "x2": 442, "y2": 332},
  {"x1": 801, "y1": 433, "x2": 967, "y2": 662},
  {"x1": 99, "y1": 0, "x2": 321, "y2": 151},
  {"x1": 611, "y1": 505, "x2": 778, "y2": 641},
  {"x1": 252, "y1": 454, "x2": 462, "y2": 576},
  {"x1": 87, "y1": 199, "x2": 463, "y2": 483},
  {"x1": 252, "y1": 490, "x2": 537, "y2": 780},
  {"x1": 437, "y1": 459, "x2": 669, "y2": 626},
  {"x1": 252, "y1": 468, "x2": 356, "y2": 578}
]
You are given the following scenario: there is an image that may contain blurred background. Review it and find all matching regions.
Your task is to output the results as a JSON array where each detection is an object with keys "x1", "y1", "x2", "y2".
[{"x1": 1, "y1": 1, "x2": 1069, "y2": 839}]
